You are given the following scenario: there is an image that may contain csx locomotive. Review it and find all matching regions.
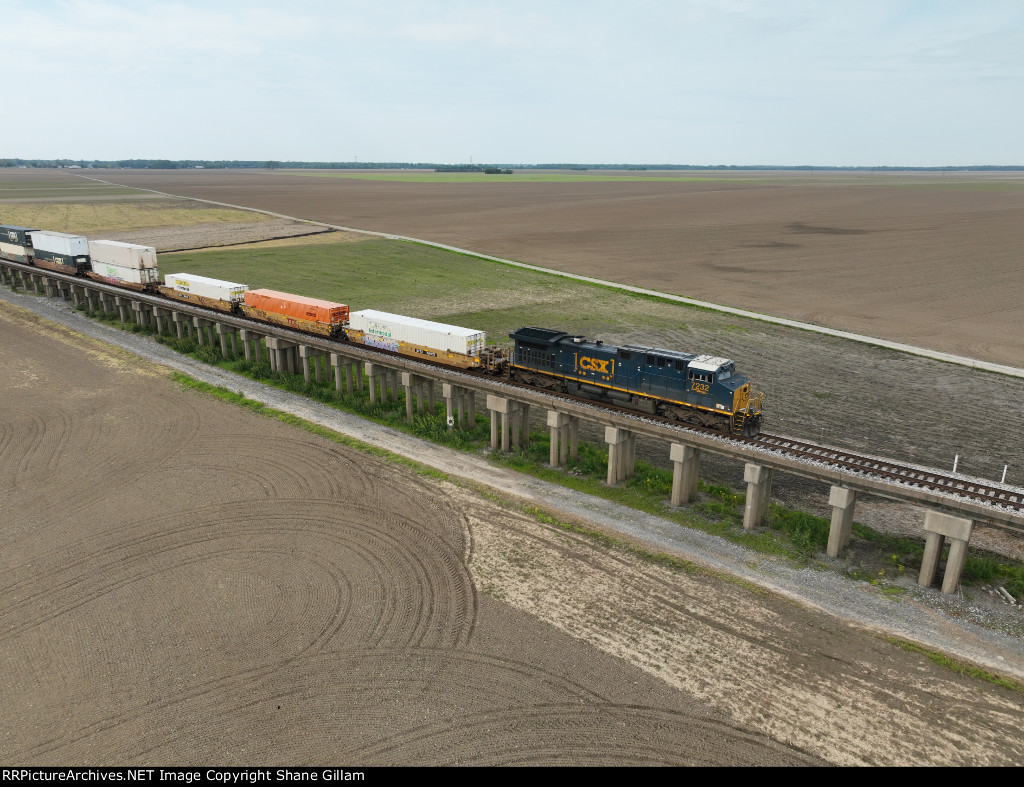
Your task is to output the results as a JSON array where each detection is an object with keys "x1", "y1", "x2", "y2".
[{"x1": 509, "y1": 327, "x2": 762, "y2": 436}]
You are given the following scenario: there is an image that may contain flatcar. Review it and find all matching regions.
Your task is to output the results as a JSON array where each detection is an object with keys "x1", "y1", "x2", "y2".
[{"x1": 508, "y1": 327, "x2": 763, "y2": 436}]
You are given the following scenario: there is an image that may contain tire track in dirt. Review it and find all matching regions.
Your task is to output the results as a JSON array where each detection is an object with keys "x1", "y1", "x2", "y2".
[
  {"x1": 466, "y1": 504, "x2": 1024, "y2": 766},
  {"x1": 352, "y1": 704, "x2": 821, "y2": 766},
  {"x1": 0, "y1": 499, "x2": 476, "y2": 652},
  {"x1": 0, "y1": 400, "x2": 203, "y2": 533},
  {"x1": 17, "y1": 649, "x2": 799, "y2": 766}
]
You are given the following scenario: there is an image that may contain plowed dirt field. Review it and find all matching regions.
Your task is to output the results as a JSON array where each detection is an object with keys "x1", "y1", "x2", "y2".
[
  {"x1": 3, "y1": 302, "x2": 1024, "y2": 766},
  {"x1": 91, "y1": 168, "x2": 1024, "y2": 367}
]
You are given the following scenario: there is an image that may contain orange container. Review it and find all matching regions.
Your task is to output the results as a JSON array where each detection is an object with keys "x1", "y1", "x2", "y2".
[{"x1": 243, "y1": 289, "x2": 349, "y2": 325}]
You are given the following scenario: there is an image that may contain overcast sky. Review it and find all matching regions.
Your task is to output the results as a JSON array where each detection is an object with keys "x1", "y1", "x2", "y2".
[{"x1": 6, "y1": 0, "x2": 1023, "y2": 166}]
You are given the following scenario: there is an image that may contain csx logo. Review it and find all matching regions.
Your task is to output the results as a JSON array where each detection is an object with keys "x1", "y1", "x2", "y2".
[{"x1": 578, "y1": 356, "x2": 611, "y2": 374}]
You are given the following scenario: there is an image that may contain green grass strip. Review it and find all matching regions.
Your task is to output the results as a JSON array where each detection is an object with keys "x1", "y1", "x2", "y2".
[
  {"x1": 168, "y1": 371, "x2": 448, "y2": 481},
  {"x1": 885, "y1": 638, "x2": 1024, "y2": 693}
]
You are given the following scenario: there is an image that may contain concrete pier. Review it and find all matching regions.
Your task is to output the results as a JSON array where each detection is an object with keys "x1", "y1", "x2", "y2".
[
  {"x1": 299, "y1": 345, "x2": 328, "y2": 383},
  {"x1": 265, "y1": 336, "x2": 296, "y2": 374},
  {"x1": 487, "y1": 394, "x2": 517, "y2": 453},
  {"x1": 331, "y1": 353, "x2": 352, "y2": 393},
  {"x1": 172, "y1": 310, "x2": 190, "y2": 339},
  {"x1": 670, "y1": 443, "x2": 701, "y2": 506},
  {"x1": 364, "y1": 362, "x2": 393, "y2": 404},
  {"x1": 115, "y1": 296, "x2": 129, "y2": 324},
  {"x1": 152, "y1": 307, "x2": 169, "y2": 335},
  {"x1": 239, "y1": 329, "x2": 265, "y2": 363},
  {"x1": 217, "y1": 323, "x2": 239, "y2": 358},
  {"x1": 330, "y1": 353, "x2": 362, "y2": 394},
  {"x1": 826, "y1": 486, "x2": 858, "y2": 558},
  {"x1": 919, "y1": 511, "x2": 974, "y2": 594},
  {"x1": 192, "y1": 317, "x2": 211, "y2": 347},
  {"x1": 605, "y1": 426, "x2": 636, "y2": 486},
  {"x1": 443, "y1": 383, "x2": 475, "y2": 428},
  {"x1": 130, "y1": 301, "x2": 148, "y2": 327},
  {"x1": 547, "y1": 411, "x2": 570, "y2": 468},
  {"x1": 405, "y1": 372, "x2": 431, "y2": 420},
  {"x1": 743, "y1": 463, "x2": 773, "y2": 529}
]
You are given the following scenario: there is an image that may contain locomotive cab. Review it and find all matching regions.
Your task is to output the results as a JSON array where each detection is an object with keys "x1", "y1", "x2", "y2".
[{"x1": 684, "y1": 355, "x2": 762, "y2": 437}]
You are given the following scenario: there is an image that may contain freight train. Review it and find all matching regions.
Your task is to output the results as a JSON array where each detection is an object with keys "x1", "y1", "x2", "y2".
[{"x1": 0, "y1": 223, "x2": 764, "y2": 436}]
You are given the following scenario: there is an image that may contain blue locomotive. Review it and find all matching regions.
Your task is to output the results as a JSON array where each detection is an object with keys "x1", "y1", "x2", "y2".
[{"x1": 509, "y1": 327, "x2": 763, "y2": 437}]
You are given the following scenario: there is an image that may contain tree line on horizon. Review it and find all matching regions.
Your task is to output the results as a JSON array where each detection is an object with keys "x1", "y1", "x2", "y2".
[{"x1": 1, "y1": 158, "x2": 1021, "y2": 172}]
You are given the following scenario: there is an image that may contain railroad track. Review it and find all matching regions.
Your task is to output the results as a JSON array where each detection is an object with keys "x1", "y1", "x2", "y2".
[
  {"x1": 752, "y1": 434, "x2": 1024, "y2": 512},
  {"x1": 481, "y1": 376, "x2": 1024, "y2": 515}
]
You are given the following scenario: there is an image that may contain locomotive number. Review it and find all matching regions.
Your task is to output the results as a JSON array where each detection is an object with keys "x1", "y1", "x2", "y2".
[{"x1": 691, "y1": 382, "x2": 709, "y2": 395}]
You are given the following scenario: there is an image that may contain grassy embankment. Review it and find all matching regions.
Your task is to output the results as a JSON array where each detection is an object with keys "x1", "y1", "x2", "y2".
[
  {"x1": 0, "y1": 199, "x2": 273, "y2": 235},
  {"x1": 43, "y1": 235, "x2": 1019, "y2": 600}
]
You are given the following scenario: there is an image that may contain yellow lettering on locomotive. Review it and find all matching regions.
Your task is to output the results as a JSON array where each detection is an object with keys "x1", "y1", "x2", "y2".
[
  {"x1": 577, "y1": 356, "x2": 612, "y2": 374},
  {"x1": 691, "y1": 381, "x2": 709, "y2": 395}
]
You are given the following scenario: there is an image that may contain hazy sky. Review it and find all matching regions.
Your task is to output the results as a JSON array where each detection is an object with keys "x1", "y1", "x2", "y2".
[{"x1": 6, "y1": 0, "x2": 1023, "y2": 165}]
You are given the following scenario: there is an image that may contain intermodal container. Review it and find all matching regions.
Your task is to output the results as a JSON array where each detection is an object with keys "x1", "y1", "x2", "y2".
[
  {"x1": 348, "y1": 309, "x2": 486, "y2": 356},
  {"x1": 89, "y1": 239, "x2": 158, "y2": 269},
  {"x1": 91, "y1": 260, "x2": 160, "y2": 286},
  {"x1": 243, "y1": 288, "x2": 349, "y2": 325},
  {"x1": 29, "y1": 230, "x2": 89, "y2": 257},
  {"x1": 0, "y1": 225, "x2": 37, "y2": 247},
  {"x1": 164, "y1": 272, "x2": 248, "y2": 303},
  {"x1": 0, "y1": 241, "x2": 32, "y2": 262}
]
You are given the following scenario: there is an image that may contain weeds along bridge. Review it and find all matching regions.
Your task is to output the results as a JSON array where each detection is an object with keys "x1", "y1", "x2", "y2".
[{"x1": 4, "y1": 258, "x2": 1023, "y2": 595}]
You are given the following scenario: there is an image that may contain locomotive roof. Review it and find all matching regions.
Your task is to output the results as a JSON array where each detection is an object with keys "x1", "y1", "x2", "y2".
[
  {"x1": 512, "y1": 329, "x2": 735, "y2": 370},
  {"x1": 0, "y1": 224, "x2": 38, "y2": 231},
  {"x1": 619, "y1": 344, "x2": 696, "y2": 362},
  {"x1": 688, "y1": 354, "x2": 733, "y2": 372},
  {"x1": 511, "y1": 326, "x2": 570, "y2": 342}
]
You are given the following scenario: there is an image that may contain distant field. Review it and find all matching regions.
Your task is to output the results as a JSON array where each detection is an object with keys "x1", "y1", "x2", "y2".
[
  {"x1": 0, "y1": 187, "x2": 144, "y2": 199},
  {"x1": 0, "y1": 170, "x2": 143, "y2": 200},
  {"x1": 0, "y1": 199, "x2": 273, "y2": 234},
  {"x1": 289, "y1": 171, "x2": 751, "y2": 183},
  {"x1": 289, "y1": 169, "x2": 1024, "y2": 188}
]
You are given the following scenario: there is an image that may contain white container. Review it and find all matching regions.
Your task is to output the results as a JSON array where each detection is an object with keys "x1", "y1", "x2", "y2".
[
  {"x1": 91, "y1": 260, "x2": 159, "y2": 286},
  {"x1": 29, "y1": 231, "x2": 89, "y2": 257},
  {"x1": 349, "y1": 309, "x2": 486, "y2": 356},
  {"x1": 164, "y1": 272, "x2": 249, "y2": 303},
  {"x1": 0, "y1": 241, "x2": 31, "y2": 260},
  {"x1": 89, "y1": 239, "x2": 158, "y2": 269}
]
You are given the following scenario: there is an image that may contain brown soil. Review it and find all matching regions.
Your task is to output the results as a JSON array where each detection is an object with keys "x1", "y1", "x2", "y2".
[
  {"x1": 88, "y1": 168, "x2": 1024, "y2": 368},
  {"x1": 3, "y1": 305, "x2": 1023, "y2": 766},
  {"x1": 96, "y1": 218, "x2": 337, "y2": 252}
]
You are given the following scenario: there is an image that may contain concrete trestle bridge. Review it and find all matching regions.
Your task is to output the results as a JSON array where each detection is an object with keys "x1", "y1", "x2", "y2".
[{"x1": 3, "y1": 258, "x2": 1022, "y2": 595}]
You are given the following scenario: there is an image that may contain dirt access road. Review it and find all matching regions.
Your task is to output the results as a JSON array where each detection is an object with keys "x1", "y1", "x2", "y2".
[
  {"x1": 93, "y1": 168, "x2": 1024, "y2": 368},
  {"x1": 2, "y1": 298, "x2": 1023, "y2": 766}
]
